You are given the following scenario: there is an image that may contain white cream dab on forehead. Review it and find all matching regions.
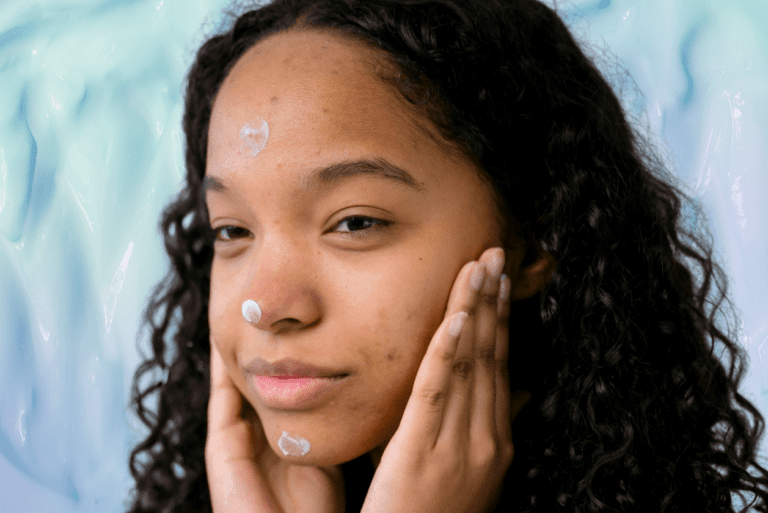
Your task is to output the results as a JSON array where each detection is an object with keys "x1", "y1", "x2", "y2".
[
  {"x1": 239, "y1": 118, "x2": 269, "y2": 157},
  {"x1": 278, "y1": 431, "x2": 311, "y2": 456}
]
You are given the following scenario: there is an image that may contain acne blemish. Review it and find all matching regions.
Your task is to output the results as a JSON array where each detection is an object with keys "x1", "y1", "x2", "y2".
[
  {"x1": 278, "y1": 431, "x2": 311, "y2": 456},
  {"x1": 239, "y1": 118, "x2": 269, "y2": 157}
]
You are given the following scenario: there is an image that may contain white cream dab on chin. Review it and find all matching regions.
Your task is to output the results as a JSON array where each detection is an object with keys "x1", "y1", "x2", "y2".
[
  {"x1": 239, "y1": 118, "x2": 269, "y2": 157},
  {"x1": 278, "y1": 431, "x2": 311, "y2": 456}
]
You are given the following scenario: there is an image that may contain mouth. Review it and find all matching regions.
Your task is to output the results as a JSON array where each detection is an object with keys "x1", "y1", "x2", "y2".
[
  {"x1": 267, "y1": 374, "x2": 350, "y2": 379},
  {"x1": 249, "y1": 374, "x2": 350, "y2": 410},
  {"x1": 244, "y1": 356, "x2": 348, "y2": 379}
]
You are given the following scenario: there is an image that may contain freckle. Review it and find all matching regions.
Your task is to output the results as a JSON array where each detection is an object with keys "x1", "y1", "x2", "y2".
[
  {"x1": 387, "y1": 350, "x2": 399, "y2": 361},
  {"x1": 271, "y1": 96, "x2": 279, "y2": 104}
]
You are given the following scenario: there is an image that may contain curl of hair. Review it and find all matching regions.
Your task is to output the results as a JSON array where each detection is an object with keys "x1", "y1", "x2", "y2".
[{"x1": 126, "y1": 0, "x2": 768, "y2": 511}]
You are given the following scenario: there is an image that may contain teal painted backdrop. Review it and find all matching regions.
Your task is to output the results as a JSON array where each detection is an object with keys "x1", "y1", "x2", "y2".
[{"x1": 1, "y1": 0, "x2": 766, "y2": 511}]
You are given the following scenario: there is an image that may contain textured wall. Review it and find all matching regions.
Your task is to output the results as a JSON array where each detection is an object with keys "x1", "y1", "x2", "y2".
[{"x1": 0, "y1": 0, "x2": 766, "y2": 511}]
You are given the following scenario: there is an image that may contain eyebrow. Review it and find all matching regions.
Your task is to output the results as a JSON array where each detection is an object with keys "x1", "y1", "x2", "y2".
[{"x1": 204, "y1": 158, "x2": 425, "y2": 194}]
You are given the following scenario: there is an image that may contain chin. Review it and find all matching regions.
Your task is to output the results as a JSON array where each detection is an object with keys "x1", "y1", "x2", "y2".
[
  {"x1": 262, "y1": 417, "x2": 386, "y2": 467},
  {"x1": 269, "y1": 437, "x2": 370, "y2": 467}
]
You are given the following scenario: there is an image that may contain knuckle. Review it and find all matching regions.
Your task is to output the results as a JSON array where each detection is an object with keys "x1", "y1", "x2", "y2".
[
  {"x1": 437, "y1": 347, "x2": 456, "y2": 364},
  {"x1": 204, "y1": 437, "x2": 221, "y2": 464},
  {"x1": 501, "y1": 441, "x2": 515, "y2": 466},
  {"x1": 475, "y1": 440, "x2": 499, "y2": 465},
  {"x1": 460, "y1": 300, "x2": 479, "y2": 317},
  {"x1": 420, "y1": 387, "x2": 447, "y2": 407},
  {"x1": 477, "y1": 347, "x2": 497, "y2": 368},
  {"x1": 478, "y1": 290, "x2": 498, "y2": 306},
  {"x1": 452, "y1": 357, "x2": 474, "y2": 379}
]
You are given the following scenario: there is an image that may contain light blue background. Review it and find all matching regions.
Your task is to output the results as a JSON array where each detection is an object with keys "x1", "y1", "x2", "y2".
[{"x1": 1, "y1": 0, "x2": 766, "y2": 511}]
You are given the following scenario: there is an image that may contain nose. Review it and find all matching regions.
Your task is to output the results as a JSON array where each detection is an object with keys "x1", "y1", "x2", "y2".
[{"x1": 241, "y1": 242, "x2": 322, "y2": 334}]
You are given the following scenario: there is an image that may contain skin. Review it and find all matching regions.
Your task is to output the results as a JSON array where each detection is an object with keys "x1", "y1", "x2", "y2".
[{"x1": 205, "y1": 27, "x2": 557, "y2": 512}]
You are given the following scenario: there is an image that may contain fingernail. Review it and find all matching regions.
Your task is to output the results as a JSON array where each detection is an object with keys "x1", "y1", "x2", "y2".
[
  {"x1": 488, "y1": 249, "x2": 505, "y2": 277},
  {"x1": 470, "y1": 263, "x2": 486, "y2": 291},
  {"x1": 448, "y1": 311, "x2": 468, "y2": 337},
  {"x1": 499, "y1": 274, "x2": 510, "y2": 302}
]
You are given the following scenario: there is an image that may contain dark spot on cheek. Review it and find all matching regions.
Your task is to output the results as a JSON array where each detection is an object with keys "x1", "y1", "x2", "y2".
[
  {"x1": 271, "y1": 96, "x2": 279, "y2": 104},
  {"x1": 387, "y1": 349, "x2": 399, "y2": 362},
  {"x1": 356, "y1": 345, "x2": 374, "y2": 367}
]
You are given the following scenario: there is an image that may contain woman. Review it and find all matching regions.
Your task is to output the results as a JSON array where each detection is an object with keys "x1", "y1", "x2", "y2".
[{"x1": 126, "y1": 0, "x2": 768, "y2": 511}]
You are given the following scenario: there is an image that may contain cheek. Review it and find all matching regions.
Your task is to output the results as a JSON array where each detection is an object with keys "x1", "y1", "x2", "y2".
[
  {"x1": 209, "y1": 262, "x2": 240, "y2": 353},
  {"x1": 363, "y1": 276, "x2": 447, "y2": 384}
]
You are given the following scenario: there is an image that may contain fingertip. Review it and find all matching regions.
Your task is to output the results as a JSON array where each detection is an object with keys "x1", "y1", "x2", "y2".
[
  {"x1": 448, "y1": 311, "x2": 469, "y2": 337},
  {"x1": 499, "y1": 274, "x2": 510, "y2": 303}
]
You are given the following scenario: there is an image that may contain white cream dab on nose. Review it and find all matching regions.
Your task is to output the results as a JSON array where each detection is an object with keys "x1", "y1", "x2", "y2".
[
  {"x1": 239, "y1": 118, "x2": 269, "y2": 157},
  {"x1": 242, "y1": 299, "x2": 262, "y2": 324},
  {"x1": 278, "y1": 431, "x2": 311, "y2": 456}
]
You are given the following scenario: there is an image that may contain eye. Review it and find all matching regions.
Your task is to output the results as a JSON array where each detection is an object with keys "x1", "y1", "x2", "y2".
[
  {"x1": 212, "y1": 225, "x2": 251, "y2": 242},
  {"x1": 332, "y1": 216, "x2": 391, "y2": 238}
]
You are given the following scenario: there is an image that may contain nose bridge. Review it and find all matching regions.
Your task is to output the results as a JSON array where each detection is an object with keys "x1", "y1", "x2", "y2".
[{"x1": 242, "y1": 230, "x2": 320, "y2": 331}]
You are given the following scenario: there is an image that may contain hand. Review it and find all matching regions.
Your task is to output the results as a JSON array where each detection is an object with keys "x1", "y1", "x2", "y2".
[
  {"x1": 205, "y1": 340, "x2": 345, "y2": 513},
  {"x1": 361, "y1": 247, "x2": 531, "y2": 513}
]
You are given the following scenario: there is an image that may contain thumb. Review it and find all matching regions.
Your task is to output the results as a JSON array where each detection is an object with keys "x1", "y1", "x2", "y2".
[{"x1": 206, "y1": 340, "x2": 279, "y2": 512}]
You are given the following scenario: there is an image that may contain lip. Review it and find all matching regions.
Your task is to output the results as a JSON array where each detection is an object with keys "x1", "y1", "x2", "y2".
[
  {"x1": 249, "y1": 375, "x2": 349, "y2": 410},
  {"x1": 244, "y1": 357, "x2": 348, "y2": 378}
]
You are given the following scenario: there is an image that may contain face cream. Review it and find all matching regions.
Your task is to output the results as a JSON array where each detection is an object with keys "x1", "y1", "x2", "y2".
[
  {"x1": 239, "y1": 118, "x2": 269, "y2": 157},
  {"x1": 278, "y1": 430, "x2": 311, "y2": 456}
]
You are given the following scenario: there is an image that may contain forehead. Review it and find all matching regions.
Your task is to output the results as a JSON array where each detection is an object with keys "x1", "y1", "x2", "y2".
[
  {"x1": 205, "y1": 27, "x2": 499, "y2": 228},
  {"x1": 208, "y1": 29, "x2": 454, "y2": 177},
  {"x1": 213, "y1": 30, "x2": 417, "y2": 139}
]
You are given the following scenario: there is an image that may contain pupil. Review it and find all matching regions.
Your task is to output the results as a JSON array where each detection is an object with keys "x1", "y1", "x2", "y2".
[{"x1": 349, "y1": 217, "x2": 368, "y2": 230}]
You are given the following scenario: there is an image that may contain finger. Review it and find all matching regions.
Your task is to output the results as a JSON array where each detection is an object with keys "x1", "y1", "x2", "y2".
[
  {"x1": 495, "y1": 273, "x2": 516, "y2": 447},
  {"x1": 469, "y1": 248, "x2": 505, "y2": 441},
  {"x1": 206, "y1": 341, "x2": 280, "y2": 513},
  {"x1": 208, "y1": 338, "x2": 246, "y2": 433},
  {"x1": 496, "y1": 275, "x2": 532, "y2": 428},
  {"x1": 434, "y1": 258, "x2": 487, "y2": 445},
  {"x1": 396, "y1": 261, "x2": 479, "y2": 449}
]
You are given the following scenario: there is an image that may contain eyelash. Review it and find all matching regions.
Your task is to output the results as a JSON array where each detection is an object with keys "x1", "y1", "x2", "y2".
[{"x1": 211, "y1": 216, "x2": 391, "y2": 242}]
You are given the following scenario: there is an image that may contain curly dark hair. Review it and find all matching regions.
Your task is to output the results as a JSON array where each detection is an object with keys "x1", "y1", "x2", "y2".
[{"x1": 125, "y1": 0, "x2": 768, "y2": 511}]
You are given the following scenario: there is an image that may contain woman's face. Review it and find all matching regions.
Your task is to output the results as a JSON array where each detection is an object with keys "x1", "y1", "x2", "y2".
[{"x1": 206, "y1": 28, "x2": 510, "y2": 466}]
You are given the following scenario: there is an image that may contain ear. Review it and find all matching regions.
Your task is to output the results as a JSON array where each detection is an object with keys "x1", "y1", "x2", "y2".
[{"x1": 504, "y1": 223, "x2": 557, "y2": 302}]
